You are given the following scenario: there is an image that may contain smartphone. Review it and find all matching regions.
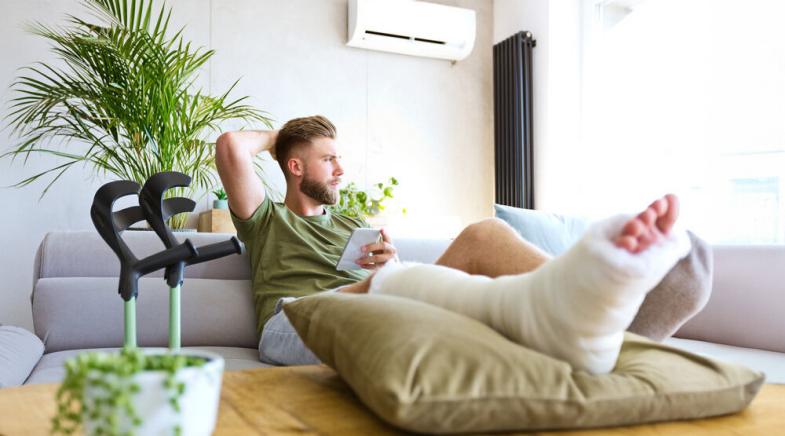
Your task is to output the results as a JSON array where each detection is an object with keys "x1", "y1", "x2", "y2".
[{"x1": 335, "y1": 228, "x2": 382, "y2": 271}]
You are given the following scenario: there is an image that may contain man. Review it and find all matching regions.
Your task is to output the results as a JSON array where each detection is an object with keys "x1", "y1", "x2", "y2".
[
  {"x1": 216, "y1": 115, "x2": 397, "y2": 365},
  {"x1": 216, "y1": 115, "x2": 712, "y2": 367}
]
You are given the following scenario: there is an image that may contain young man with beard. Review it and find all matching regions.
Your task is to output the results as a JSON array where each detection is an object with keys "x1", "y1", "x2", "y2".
[
  {"x1": 216, "y1": 115, "x2": 713, "y2": 369},
  {"x1": 216, "y1": 115, "x2": 397, "y2": 365}
]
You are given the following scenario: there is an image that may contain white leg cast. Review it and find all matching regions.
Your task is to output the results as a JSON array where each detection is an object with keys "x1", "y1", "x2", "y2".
[{"x1": 369, "y1": 214, "x2": 692, "y2": 374}]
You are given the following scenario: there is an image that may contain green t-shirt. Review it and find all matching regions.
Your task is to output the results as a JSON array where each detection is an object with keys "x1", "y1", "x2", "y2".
[{"x1": 231, "y1": 197, "x2": 370, "y2": 333}]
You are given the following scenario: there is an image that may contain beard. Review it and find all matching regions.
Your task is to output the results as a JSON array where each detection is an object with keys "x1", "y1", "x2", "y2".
[{"x1": 300, "y1": 172, "x2": 339, "y2": 205}]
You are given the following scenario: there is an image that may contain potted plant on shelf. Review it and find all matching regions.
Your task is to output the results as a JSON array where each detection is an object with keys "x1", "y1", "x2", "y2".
[
  {"x1": 53, "y1": 172, "x2": 243, "y2": 435},
  {"x1": 2, "y1": 0, "x2": 273, "y2": 229},
  {"x1": 212, "y1": 188, "x2": 229, "y2": 210}
]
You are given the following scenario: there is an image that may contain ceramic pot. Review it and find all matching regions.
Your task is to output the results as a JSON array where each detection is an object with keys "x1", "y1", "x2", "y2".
[{"x1": 82, "y1": 349, "x2": 224, "y2": 436}]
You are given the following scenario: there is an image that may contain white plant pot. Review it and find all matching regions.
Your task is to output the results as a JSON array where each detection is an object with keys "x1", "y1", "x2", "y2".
[{"x1": 82, "y1": 349, "x2": 224, "y2": 436}]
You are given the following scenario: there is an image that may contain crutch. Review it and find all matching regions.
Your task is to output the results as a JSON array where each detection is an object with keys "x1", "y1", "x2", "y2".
[
  {"x1": 140, "y1": 171, "x2": 244, "y2": 350},
  {"x1": 90, "y1": 180, "x2": 198, "y2": 349}
]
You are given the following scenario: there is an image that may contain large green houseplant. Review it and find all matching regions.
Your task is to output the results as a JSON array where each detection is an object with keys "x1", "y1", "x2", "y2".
[{"x1": 3, "y1": 0, "x2": 272, "y2": 228}]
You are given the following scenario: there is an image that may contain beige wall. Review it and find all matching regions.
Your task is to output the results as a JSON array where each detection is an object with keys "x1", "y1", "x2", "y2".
[{"x1": 0, "y1": 0, "x2": 494, "y2": 329}]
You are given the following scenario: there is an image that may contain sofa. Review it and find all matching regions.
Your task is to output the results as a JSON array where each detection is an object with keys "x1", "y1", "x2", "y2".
[{"x1": 2, "y1": 230, "x2": 784, "y2": 387}]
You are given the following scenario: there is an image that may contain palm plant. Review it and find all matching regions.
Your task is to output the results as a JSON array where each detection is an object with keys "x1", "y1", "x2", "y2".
[{"x1": 3, "y1": 0, "x2": 273, "y2": 227}]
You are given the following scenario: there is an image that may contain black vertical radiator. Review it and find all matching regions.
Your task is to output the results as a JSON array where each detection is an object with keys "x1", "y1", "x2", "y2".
[{"x1": 493, "y1": 31, "x2": 536, "y2": 209}]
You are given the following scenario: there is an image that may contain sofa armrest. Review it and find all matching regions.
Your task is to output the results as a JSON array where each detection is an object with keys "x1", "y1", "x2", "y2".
[
  {"x1": 674, "y1": 245, "x2": 785, "y2": 353},
  {"x1": 0, "y1": 326, "x2": 44, "y2": 388},
  {"x1": 394, "y1": 238, "x2": 451, "y2": 264}
]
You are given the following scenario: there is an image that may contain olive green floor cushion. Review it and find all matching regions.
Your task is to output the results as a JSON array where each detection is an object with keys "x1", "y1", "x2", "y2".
[{"x1": 283, "y1": 292, "x2": 764, "y2": 434}]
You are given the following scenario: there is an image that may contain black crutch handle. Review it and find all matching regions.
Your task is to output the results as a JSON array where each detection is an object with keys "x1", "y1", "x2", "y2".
[
  {"x1": 137, "y1": 239, "x2": 199, "y2": 276},
  {"x1": 187, "y1": 237, "x2": 245, "y2": 265}
]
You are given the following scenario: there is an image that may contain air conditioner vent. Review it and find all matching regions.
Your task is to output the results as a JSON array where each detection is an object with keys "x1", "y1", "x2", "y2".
[
  {"x1": 414, "y1": 37, "x2": 445, "y2": 45},
  {"x1": 348, "y1": 0, "x2": 475, "y2": 61},
  {"x1": 365, "y1": 30, "x2": 410, "y2": 40}
]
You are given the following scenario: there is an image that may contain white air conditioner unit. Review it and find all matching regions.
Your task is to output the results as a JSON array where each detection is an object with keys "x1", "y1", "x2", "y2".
[{"x1": 347, "y1": 0, "x2": 476, "y2": 61}]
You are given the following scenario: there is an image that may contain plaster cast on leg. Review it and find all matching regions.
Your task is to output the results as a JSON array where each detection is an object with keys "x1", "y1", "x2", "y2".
[{"x1": 369, "y1": 214, "x2": 692, "y2": 374}]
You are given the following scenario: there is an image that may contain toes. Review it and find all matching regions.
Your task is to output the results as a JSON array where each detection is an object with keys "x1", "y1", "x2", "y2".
[
  {"x1": 648, "y1": 198, "x2": 667, "y2": 216},
  {"x1": 636, "y1": 228, "x2": 657, "y2": 252},
  {"x1": 621, "y1": 218, "x2": 645, "y2": 239},
  {"x1": 617, "y1": 194, "x2": 681, "y2": 253},
  {"x1": 614, "y1": 235, "x2": 638, "y2": 252},
  {"x1": 655, "y1": 194, "x2": 680, "y2": 234},
  {"x1": 637, "y1": 208, "x2": 657, "y2": 227}
]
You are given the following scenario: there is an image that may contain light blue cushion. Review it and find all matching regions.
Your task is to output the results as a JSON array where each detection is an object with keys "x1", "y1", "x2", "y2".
[{"x1": 494, "y1": 204, "x2": 590, "y2": 256}]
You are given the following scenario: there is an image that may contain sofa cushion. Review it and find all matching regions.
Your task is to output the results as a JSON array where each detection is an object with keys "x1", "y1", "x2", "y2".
[
  {"x1": 33, "y1": 277, "x2": 258, "y2": 352},
  {"x1": 391, "y1": 238, "x2": 450, "y2": 264},
  {"x1": 284, "y1": 292, "x2": 764, "y2": 434},
  {"x1": 0, "y1": 326, "x2": 44, "y2": 387},
  {"x1": 494, "y1": 204, "x2": 589, "y2": 255},
  {"x1": 25, "y1": 346, "x2": 270, "y2": 385}
]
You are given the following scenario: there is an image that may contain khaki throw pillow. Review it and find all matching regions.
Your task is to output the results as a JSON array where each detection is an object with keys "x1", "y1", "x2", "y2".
[{"x1": 283, "y1": 292, "x2": 764, "y2": 434}]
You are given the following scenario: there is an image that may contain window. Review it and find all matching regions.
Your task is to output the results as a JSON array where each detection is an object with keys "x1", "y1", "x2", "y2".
[{"x1": 576, "y1": 0, "x2": 785, "y2": 244}]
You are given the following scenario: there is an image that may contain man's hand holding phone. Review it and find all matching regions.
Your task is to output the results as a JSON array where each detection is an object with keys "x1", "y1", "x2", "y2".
[
  {"x1": 355, "y1": 228, "x2": 398, "y2": 270},
  {"x1": 335, "y1": 228, "x2": 398, "y2": 271}
]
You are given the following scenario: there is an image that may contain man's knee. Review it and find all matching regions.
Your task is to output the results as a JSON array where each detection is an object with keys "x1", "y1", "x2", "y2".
[{"x1": 459, "y1": 218, "x2": 514, "y2": 244}]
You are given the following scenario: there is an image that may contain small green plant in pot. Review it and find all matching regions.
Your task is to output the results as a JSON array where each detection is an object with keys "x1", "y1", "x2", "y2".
[
  {"x1": 55, "y1": 348, "x2": 223, "y2": 435},
  {"x1": 212, "y1": 187, "x2": 229, "y2": 210},
  {"x1": 2, "y1": 0, "x2": 273, "y2": 229}
]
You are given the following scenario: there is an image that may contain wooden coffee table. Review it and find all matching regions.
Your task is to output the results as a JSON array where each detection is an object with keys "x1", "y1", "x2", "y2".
[{"x1": 1, "y1": 365, "x2": 783, "y2": 435}]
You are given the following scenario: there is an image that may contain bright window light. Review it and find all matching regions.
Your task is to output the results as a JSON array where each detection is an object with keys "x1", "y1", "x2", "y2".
[{"x1": 577, "y1": 0, "x2": 785, "y2": 244}]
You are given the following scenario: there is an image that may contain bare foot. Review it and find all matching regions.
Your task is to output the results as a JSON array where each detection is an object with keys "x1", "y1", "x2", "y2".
[{"x1": 614, "y1": 194, "x2": 679, "y2": 254}]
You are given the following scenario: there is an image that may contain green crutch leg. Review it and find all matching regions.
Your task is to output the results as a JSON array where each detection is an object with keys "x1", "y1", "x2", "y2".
[{"x1": 169, "y1": 284, "x2": 181, "y2": 350}]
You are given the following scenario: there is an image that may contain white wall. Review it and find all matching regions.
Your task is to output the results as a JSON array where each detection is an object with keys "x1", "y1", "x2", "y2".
[{"x1": 0, "y1": 0, "x2": 493, "y2": 329}]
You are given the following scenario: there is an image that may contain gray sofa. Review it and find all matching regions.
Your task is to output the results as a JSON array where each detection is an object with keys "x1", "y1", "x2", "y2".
[
  {"x1": 2, "y1": 231, "x2": 784, "y2": 387},
  {"x1": 3, "y1": 231, "x2": 451, "y2": 386}
]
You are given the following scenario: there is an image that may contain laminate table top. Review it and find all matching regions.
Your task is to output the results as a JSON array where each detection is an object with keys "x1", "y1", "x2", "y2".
[{"x1": 1, "y1": 365, "x2": 783, "y2": 435}]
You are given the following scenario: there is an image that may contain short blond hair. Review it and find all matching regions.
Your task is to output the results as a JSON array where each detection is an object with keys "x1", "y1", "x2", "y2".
[{"x1": 274, "y1": 115, "x2": 337, "y2": 177}]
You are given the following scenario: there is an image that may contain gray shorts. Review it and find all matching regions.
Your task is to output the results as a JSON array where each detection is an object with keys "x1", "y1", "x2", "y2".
[{"x1": 258, "y1": 288, "x2": 342, "y2": 366}]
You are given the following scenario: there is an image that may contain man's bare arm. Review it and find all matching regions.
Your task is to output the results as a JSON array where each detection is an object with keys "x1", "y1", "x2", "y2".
[{"x1": 215, "y1": 130, "x2": 278, "y2": 220}]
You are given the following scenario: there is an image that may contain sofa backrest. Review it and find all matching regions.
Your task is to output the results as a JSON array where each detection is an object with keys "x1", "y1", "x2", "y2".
[
  {"x1": 675, "y1": 244, "x2": 785, "y2": 354},
  {"x1": 31, "y1": 231, "x2": 450, "y2": 353},
  {"x1": 33, "y1": 230, "x2": 785, "y2": 355},
  {"x1": 33, "y1": 231, "x2": 251, "y2": 284}
]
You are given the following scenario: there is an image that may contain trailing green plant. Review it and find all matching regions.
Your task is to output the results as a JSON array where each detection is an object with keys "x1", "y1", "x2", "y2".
[
  {"x1": 331, "y1": 177, "x2": 400, "y2": 219},
  {"x1": 52, "y1": 348, "x2": 206, "y2": 435},
  {"x1": 3, "y1": 0, "x2": 273, "y2": 228},
  {"x1": 212, "y1": 187, "x2": 227, "y2": 201}
]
